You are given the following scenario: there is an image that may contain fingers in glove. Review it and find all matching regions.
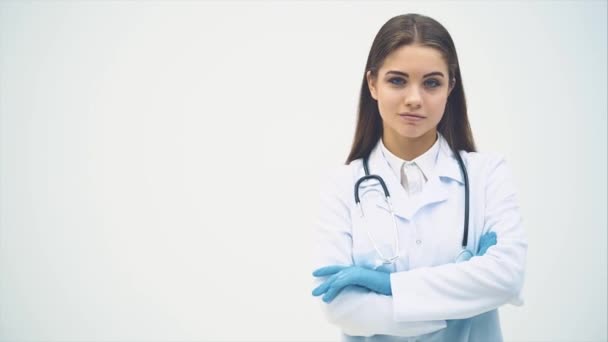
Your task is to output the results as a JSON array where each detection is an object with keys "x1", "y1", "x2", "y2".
[
  {"x1": 478, "y1": 231, "x2": 497, "y2": 255},
  {"x1": 312, "y1": 273, "x2": 339, "y2": 296},
  {"x1": 322, "y1": 282, "x2": 348, "y2": 303},
  {"x1": 312, "y1": 265, "x2": 347, "y2": 277}
]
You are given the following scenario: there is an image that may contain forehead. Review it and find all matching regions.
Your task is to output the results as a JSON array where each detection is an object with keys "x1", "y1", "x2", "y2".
[{"x1": 380, "y1": 44, "x2": 448, "y2": 75}]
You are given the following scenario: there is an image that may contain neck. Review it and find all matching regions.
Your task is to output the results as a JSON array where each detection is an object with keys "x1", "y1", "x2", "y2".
[{"x1": 382, "y1": 130, "x2": 438, "y2": 161}]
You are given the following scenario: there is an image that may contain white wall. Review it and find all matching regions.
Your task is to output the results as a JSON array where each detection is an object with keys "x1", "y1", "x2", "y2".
[{"x1": 1, "y1": 1, "x2": 606, "y2": 341}]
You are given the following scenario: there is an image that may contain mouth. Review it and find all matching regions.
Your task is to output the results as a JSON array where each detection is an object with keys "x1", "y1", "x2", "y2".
[
  {"x1": 398, "y1": 113, "x2": 425, "y2": 123},
  {"x1": 398, "y1": 113, "x2": 426, "y2": 119}
]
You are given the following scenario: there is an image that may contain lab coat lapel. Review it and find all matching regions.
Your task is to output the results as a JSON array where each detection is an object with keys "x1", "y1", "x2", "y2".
[
  {"x1": 365, "y1": 140, "x2": 411, "y2": 220},
  {"x1": 434, "y1": 135, "x2": 465, "y2": 185},
  {"x1": 407, "y1": 173, "x2": 449, "y2": 218},
  {"x1": 406, "y1": 136, "x2": 465, "y2": 218},
  {"x1": 369, "y1": 135, "x2": 464, "y2": 221}
]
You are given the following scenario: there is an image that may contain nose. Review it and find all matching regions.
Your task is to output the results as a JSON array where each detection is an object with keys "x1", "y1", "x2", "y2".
[{"x1": 404, "y1": 85, "x2": 422, "y2": 108}]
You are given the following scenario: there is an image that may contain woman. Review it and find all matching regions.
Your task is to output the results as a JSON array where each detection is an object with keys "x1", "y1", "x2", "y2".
[{"x1": 311, "y1": 14, "x2": 528, "y2": 341}]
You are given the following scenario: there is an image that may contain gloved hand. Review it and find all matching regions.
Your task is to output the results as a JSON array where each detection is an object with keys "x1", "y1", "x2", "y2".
[
  {"x1": 312, "y1": 265, "x2": 391, "y2": 303},
  {"x1": 455, "y1": 231, "x2": 497, "y2": 263},
  {"x1": 477, "y1": 231, "x2": 497, "y2": 256}
]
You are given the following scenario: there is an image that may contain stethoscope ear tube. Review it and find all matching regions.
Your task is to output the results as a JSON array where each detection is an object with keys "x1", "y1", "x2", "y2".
[
  {"x1": 354, "y1": 167, "x2": 390, "y2": 204},
  {"x1": 357, "y1": 157, "x2": 401, "y2": 264},
  {"x1": 454, "y1": 151, "x2": 470, "y2": 249}
]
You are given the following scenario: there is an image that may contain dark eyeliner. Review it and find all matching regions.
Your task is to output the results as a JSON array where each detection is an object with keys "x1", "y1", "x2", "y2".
[
  {"x1": 425, "y1": 78, "x2": 441, "y2": 88},
  {"x1": 388, "y1": 77, "x2": 405, "y2": 85}
]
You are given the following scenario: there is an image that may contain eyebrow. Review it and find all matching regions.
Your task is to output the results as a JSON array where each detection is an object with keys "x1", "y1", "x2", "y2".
[{"x1": 385, "y1": 70, "x2": 445, "y2": 78}]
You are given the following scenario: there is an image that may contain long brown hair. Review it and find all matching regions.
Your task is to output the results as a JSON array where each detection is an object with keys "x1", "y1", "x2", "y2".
[{"x1": 346, "y1": 13, "x2": 476, "y2": 164}]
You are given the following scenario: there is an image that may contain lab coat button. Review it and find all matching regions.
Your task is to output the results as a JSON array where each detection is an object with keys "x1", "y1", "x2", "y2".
[{"x1": 416, "y1": 239, "x2": 422, "y2": 245}]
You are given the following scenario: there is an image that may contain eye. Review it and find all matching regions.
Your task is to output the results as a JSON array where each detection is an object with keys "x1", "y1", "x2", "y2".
[
  {"x1": 388, "y1": 77, "x2": 405, "y2": 86},
  {"x1": 424, "y1": 78, "x2": 441, "y2": 88}
]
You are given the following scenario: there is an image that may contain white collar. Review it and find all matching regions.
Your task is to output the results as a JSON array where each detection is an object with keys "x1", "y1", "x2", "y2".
[
  {"x1": 379, "y1": 132, "x2": 442, "y2": 182},
  {"x1": 359, "y1": 132, "x2": 464, "y2": 220}
]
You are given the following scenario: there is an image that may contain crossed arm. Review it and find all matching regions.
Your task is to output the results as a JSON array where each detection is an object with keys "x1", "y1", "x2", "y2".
[
  {"x1": 312, "y1": 231, "x2": 497, "y2": 302},
  {"x1": 311, "y1": 157, "x2": 527, "y2": 335}
]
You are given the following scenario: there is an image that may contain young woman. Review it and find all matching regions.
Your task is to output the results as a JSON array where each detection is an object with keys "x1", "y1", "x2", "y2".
[{"x1": 311, "y1": 14, "x2": 527, "y2": 341}]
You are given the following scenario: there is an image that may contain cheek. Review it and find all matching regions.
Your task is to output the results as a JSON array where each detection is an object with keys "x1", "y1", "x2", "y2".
[
  {"x1": 426, "y1": 95, "x2": 449, "y2": 115},
  {"x1": 377, "y1": 89, "x2": 402, "y2": 110}
]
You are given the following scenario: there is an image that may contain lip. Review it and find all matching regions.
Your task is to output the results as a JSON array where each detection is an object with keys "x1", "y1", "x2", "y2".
[
  {"x1": 399, "y1": 112, "x2": 426, "y2": 118},
  {"x1": 398, "y1": 113, "x2": 425, "y2": 123}
]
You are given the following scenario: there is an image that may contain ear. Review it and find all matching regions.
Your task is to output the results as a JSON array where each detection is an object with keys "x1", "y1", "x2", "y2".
[{"x1": 366, "y1": 70, "x2": 378, "y2": 100}]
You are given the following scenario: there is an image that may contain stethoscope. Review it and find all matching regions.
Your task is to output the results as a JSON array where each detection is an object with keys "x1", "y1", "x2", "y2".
[{"x1": 354, "y1": 146, "x2": 471, "y2": 265}]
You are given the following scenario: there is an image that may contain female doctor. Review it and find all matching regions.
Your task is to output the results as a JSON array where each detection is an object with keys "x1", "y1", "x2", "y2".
[{"x1": 311, "y1": 13, "x2": 528, "y2": 341}]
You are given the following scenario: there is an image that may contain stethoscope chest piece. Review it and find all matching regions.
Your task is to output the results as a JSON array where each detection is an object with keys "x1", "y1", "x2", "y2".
[{"x1": 454, "y1": 248, "x2": 474, "y2": 263}]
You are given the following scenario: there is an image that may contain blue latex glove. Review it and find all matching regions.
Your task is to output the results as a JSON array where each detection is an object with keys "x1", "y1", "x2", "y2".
[
  {"x1": 312, "y1": 265, "x2": 391, "y2": 303},
  {"x1": 477, "y1": 231, "x2": 497, "y2": 256},
  {"x1": 455, "y1": 231, "x2": 498, "y2": 262},
  {"x1": 312, "y1": 233, "x2": 498, "y2": 302}
]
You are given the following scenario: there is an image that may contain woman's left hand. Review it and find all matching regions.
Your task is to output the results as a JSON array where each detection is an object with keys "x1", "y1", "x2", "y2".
[{"x1": 312, "y1": 265, "x2": 392, "y2": 303}]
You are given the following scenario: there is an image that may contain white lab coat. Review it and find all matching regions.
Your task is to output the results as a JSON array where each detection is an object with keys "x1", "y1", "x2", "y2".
[{"x1": 312, "y1": 134, "x2": 527, "y2": 341}]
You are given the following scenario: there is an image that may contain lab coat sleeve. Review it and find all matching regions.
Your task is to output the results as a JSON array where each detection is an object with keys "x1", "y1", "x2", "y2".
[
  {"x1": 312, "y1": 166, "x2": 447, "y2": 337},
  {"x1": 390, "y1": 155, "x2": 528, "y2": 321}
]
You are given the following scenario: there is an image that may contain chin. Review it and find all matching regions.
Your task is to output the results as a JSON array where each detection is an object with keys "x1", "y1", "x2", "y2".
[{"x1": 395, "y1": 127, "x2": 431, "y2": 139}]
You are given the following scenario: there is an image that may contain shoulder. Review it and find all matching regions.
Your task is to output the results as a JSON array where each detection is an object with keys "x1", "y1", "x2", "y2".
[
  {"x1": 436, "y1": 134, "x2": 510, "y2": 184},
  {"x1": 317, "y1": 159, "x2": 365, "y2": 203},
  {"x1": 460, "y1": 150, "x2": 510, "y2": 177},
  {"x1": 460, "y1": 150, "x2": 518, "y2": 200}
]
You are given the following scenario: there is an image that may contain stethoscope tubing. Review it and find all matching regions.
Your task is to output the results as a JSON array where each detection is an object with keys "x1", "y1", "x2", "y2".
[{"x1": 354, "y1": 145, "x2": 470, "y2": 263}]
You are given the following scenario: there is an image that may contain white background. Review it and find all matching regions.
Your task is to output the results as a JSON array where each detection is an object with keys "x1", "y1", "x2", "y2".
[{"x1": 1, "y1": 1, "x2": 606, "y2": 341}]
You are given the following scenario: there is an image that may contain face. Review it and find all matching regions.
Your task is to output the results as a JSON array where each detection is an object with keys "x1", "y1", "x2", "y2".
[{"x1": 367, "y1": 44, "x2": 454, "y2": 143}]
